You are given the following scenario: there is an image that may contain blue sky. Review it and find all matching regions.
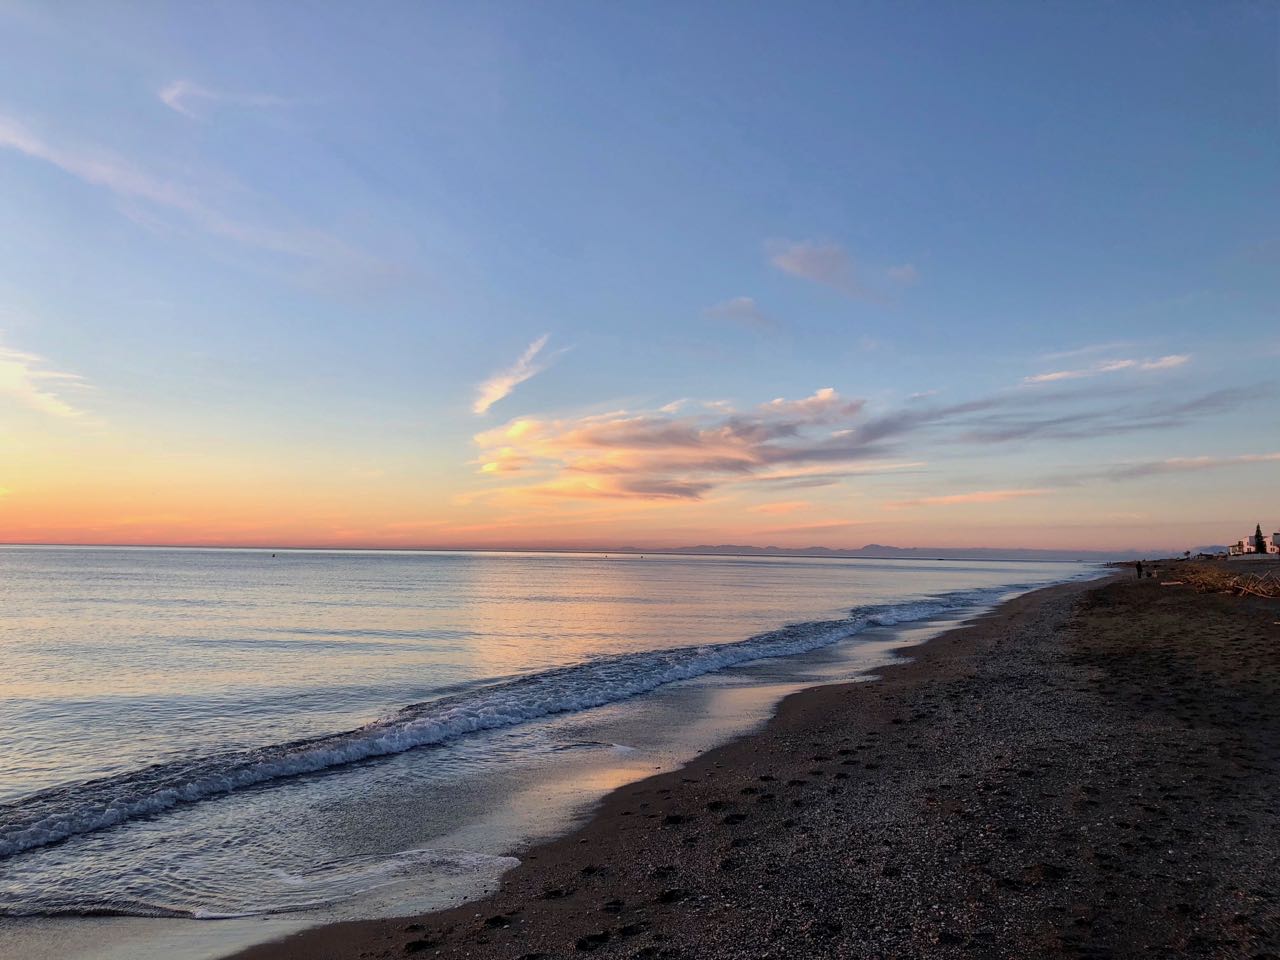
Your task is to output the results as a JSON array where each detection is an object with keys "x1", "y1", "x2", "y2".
[{"x1": 0, "y1": 1, "x2": 1276, "y2": 550}]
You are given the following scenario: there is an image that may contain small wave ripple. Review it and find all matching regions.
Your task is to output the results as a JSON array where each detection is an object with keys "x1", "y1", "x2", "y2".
[{"x1": 0, "y1": 580, "x2": 1055, "y2": 859}]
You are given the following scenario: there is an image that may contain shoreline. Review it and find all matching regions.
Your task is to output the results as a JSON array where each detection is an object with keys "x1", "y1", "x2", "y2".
[
  {"x1": 228, "y1": 568, "x2": 1280, "y2": 958},
  {"x1": 0, "y1": 563, "x2": 1092, "y2": 960},
  {"x1": 224, "y1": 578, "x2": 1097, "y2": 960}
]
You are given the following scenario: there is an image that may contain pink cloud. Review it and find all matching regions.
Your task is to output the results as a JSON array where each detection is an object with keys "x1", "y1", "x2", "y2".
[
  {"x1": 1024, "y1": 354, "x2": 1189, "y2": 385},
  {"x1": 473, "y1": 334, "x2": 555, "y2": 414},
  {"x1": 768, "y1": 240, "x2": 918, "y2": 299},
  {"x1": 472, "y1": 388, "x2": 897, "y2": 502},
  {"x1": 469, "y1": 370, "x2": 1251, "y2": 510},
  {"x1": 769, "y1": 241, "x2": 860, "y2": 295},
  {"x1": 759, "y1": 387, "x2": 862, "y2": 420}
]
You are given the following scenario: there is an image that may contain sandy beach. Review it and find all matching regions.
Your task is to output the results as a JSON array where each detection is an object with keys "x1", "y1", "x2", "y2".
[{"x1": 227, "y1": 566, "x2": 1279, "y2": 959}]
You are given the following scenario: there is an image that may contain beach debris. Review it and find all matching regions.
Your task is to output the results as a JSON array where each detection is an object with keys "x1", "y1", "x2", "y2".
[{"x1": 1174, "y1": 566, "x2": 1280, "y2": 599}]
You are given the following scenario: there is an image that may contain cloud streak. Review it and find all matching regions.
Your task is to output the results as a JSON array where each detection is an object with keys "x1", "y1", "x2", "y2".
[
  {"x1": 0, "y1": 111, "x2": 373, "y2": 271},
  {"x1": 1110, "y1": 451, "x2": 1280, "y2": 479},
  {"x1": 158, "y1": 80, "x2": 290, "y2": 119},
  {"x1": 0, "y1": 112, "x2": 190, "y2": 211},
  {"x1": 473, "y1": 334, "x2": 554, "y2": 415},
  {"x1": 0, "y1": 342, "x2": 89, "y2": 419},
  {"x1": 1040, "y1": 341, "x2": 1135, "y2": 361},
  {"x1": 1024, "y1": 354, "x2": 1189, "y2": 384},
  {"x1": 1056, "y1": 451, "x2": 1280, "y2": 484},
  {"x1": 953, "y1": 386, "x2": 1255, "y2": 444}
]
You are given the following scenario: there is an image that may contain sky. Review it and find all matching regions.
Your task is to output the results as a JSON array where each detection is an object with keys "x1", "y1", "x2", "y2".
[{"x1": 0, "y1": 1, "x2": 1277, "y2": 553}]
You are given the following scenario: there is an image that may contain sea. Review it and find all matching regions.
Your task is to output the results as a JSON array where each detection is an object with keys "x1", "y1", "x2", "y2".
[{"x1": 0, "y1": 546, "x2": 1101, "y2": 959}]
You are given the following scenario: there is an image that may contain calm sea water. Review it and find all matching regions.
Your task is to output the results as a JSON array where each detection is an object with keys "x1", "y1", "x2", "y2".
[{"x1": 0, "y1": 547, "x2": 1095, "y2": 930}]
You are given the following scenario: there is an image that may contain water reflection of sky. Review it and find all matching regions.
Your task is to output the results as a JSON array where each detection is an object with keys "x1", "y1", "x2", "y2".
[
  {"x1": 1, "y1": 547, "x2": 1085, "y2": 800},
  {"x1": 0, "y1": 547, "x2": 1092, "y2": 958}
]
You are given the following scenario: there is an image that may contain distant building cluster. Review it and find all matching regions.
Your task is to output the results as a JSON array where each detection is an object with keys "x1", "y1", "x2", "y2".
[{"x1": 1228, "y1": 524, "x2": 1280, "y2": 556}]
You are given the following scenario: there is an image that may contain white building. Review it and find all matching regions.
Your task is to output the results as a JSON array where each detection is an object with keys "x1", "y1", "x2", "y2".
[{"x1": 1228, "y1": 527, "x2": 1280, "y2": 556}]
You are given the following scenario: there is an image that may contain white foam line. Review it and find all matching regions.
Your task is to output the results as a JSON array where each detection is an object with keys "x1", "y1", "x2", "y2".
[{"x1": 0, "y1": 575, "x2": 1097, "y2": 860}]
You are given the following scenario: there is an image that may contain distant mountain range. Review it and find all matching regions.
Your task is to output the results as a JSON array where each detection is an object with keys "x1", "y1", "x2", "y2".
[{"x1": 612, "y1": 544, "x2": 1225, "y2": 563}]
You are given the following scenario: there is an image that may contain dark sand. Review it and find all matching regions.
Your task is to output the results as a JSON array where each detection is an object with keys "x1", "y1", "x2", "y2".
[{"x1": 231, "y1": 568, "x2": 1279, "y2": 959}]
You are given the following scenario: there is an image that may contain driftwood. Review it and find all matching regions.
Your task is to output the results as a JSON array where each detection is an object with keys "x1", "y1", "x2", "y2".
[{"x1": 1177, "y1": 566, "x2": 1280, "y2": 599}]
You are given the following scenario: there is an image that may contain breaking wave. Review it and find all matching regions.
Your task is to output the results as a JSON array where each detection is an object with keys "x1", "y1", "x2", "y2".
[{"x1": 0, "y1": 579, "x2": 1071, "y2": 860}]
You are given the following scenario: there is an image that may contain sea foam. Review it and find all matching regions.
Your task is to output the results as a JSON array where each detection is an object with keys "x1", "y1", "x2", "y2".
[{"x1": 0, "y1": 580, "x2": 1056, "y2": 860}]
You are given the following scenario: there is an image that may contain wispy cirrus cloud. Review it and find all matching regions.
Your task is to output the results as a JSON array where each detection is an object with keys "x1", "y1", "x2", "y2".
[
  {"x1": 887, "y1": 488, "x2": 1052, "y2": 509},
  {"x1": 158, "y1": 80, "x2": 291, "y2": 119},
  {"x1": 1023, "y1": 354, "x2": 1189, "y2": 384},
  {"x1": 1115, "y1": 451, "x2": 1280, "y2": 479},
  {"x1": 768, "y1": 240, "x2": 918, "y2": 299},
  {"x1": 0, "y1": 111, "x2": 375, "y2": 272},
  {"x1": 1040, "y1": 341, "x2": 1135, "y2": 361},
  {"x1": 952, "y1": 385, "x2": 1253, "y2": 445},
  {"x1": 0, "y1": 341, "x2": 90, "y2": 419},
  {"x1": 742, "y1": 462, "x2": 927, "y2": 489},
  {"x1": 473, "y1": 334, "x2": 557, "y2": 415},
  {"x1": 1055, "y1": 451, "x2": 1280, "y2": 484},
  {"x1": 779, "y1": 378, "x2": 1254, "y2": 452},
  {"x1": 0, "y1": 112, "x2": 191, "y2": 210}
]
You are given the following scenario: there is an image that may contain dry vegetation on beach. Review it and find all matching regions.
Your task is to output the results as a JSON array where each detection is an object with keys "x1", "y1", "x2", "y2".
[
  {"x1": 1162, "y1": 562, "x2": 1280, "y2": 599},
  {"x1": 233, "y1": 574, "x2": 1280, "y2": 960}
]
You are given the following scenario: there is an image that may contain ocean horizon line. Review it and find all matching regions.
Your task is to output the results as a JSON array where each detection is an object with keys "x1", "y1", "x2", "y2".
[{"x1": 0, "y1": 540, "x2": 1175, "y2": 561}]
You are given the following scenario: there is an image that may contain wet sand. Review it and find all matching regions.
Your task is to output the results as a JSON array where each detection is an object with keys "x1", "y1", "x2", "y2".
[{"x1": 231, "y1": 568, "x2": 1279, "y2": 959}]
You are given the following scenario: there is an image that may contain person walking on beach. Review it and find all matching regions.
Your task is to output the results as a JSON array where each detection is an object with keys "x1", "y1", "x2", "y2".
[{"x1": 1135, "y1": 560, "x2": 1144, "y2": 579}]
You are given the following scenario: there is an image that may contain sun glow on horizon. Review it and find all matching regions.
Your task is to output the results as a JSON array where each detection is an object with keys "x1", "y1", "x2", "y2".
[
  {"x1": 2, "y1": 366, "x2": 1272, "y2": 553},
  {"x1": 0, "y1": 3, "x2": 1274, "y2": 555}
]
